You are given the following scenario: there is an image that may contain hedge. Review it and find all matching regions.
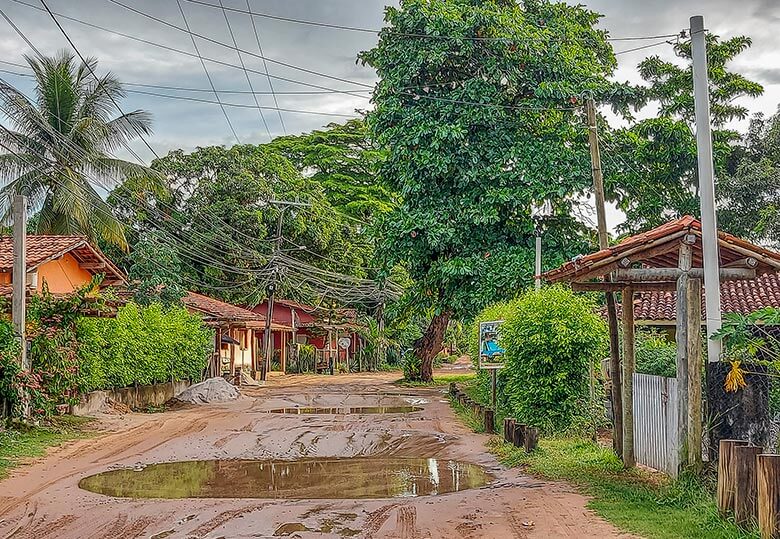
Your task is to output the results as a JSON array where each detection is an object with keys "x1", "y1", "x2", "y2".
[{"x1": 76, "y1": 303, "x2": 213, "y2": 392}]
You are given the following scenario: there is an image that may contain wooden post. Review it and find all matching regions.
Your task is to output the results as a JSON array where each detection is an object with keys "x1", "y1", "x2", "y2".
[
  {"x1": 449, "y1": 382, "x2": 457, "y2": 396},
  {"x1": 484, "y1": 409, "x2": 495, "y2": 434},
  {"x1": 504, "y1": 418, "x2": 516, "y2": 444},
  {"x1": 718, "y1": 439, "x2": 749, "y2": 515},
  {"x1": 677, "y1": 240, "x2": 693, "y2": 466},
  {"x1": 687, "y1": 278, "x2": 703, "y2": 471},
  {"x1": 524, "y1": 427, "x2": 539, "y2": 453},
  {"x1": 586, "y1": 99, "x2": 623, "y2": 458},
  {"x1": 735, "y1": 445, "x2": 763, "y2": 526},
  {"x1": 758, "y1": 454, "x2": 780, "y2": 539},
  {"x1": 249, "y1": 328, "x2": 256, "y2": 379},
  {"x1": 229, "y1": 327, "x2": 236, "y2": 375},
  {"x1": 513, "y1": 424, "x2": 526, "y2": 448},
  {"x1": 622, "y1": 287, "x2": 636, "y2": 467}
]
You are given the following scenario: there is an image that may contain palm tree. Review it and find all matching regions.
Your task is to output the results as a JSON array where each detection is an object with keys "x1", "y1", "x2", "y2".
[{"x1": 0, "y1": 51, "x2": 165, "y2": 248}]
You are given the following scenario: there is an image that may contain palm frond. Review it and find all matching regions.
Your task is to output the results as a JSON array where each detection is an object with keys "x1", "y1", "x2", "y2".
[{"x1": 88, "y1": 157, "x2": 167, "y2": 196}]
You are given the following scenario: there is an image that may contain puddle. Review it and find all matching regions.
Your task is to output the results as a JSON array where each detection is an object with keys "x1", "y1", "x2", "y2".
[
  {"x1": 268, "y1": 406, "x2": 423, "y2": 415},
  {"x1": 79, "y1": 457, "x2": 491, "y2": 500}
]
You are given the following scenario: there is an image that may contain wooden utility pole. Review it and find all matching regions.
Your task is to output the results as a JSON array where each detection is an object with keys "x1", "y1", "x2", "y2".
[
  {"x1": 12, "y1": 195, "x2": 27, "y2": 417},
  {"x1": 687, "y1": 277, "x2": 703, "y2": 471},
  {"x1": 586, "y1": 98, "x2": 623, "y2": 456},
  {"x1": 676, "y1": 240, "x2": 693, "y2": 464},
  {"x1": 621, "y1": 287, "x2": 636, "y2": 467}
]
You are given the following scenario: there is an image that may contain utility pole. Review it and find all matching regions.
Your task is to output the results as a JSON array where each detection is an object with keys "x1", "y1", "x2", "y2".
[
  {"x1": 690, "y1": 15, "x2": 723, "y2": 363},
  {"x1": 586, "y1": 98, "x2": 624, "y2": 457},
  {"x1": 261, "y1": 200, "x2": 311, "y2": 381},
  {"x1": 534, "y1": 233, "x2": 542, "y2": 291},
  {"x1": 12, "y1": 195, "x2": 28, "y2": 417}
]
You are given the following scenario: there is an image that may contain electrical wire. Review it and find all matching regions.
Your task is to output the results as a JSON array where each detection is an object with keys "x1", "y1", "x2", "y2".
[{"x1": 174, "y1": 0, "x2": 240, "y2": 144}]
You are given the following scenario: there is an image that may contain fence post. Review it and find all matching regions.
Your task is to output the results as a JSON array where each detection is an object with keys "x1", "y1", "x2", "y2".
[
  {"x1": 503, "y1": 418, "x2": 515, "y2": 444},
  {"x1": 758, "y1": 454, "x2": 780, "y2": 539},
  {"x1": 484, "y1": 409, "x2": 495, "y2": 434},
  {"x1": 734, "y1": 445, "x2": 763, "y2": 526},
  {"x1": 513, "y1": 424, "x2": 526, "y2": 448},
  {"x1": 718, "y1": 439, "x2": 749, "y2": 515},
  {"x1": 524, "y1": 427, "x2": 539, "y2": 453}
]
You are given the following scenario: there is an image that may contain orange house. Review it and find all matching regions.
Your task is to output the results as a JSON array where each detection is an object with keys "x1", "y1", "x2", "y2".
[{"x1": 0, "y1": 235, "x2": 125, "y2": 295}]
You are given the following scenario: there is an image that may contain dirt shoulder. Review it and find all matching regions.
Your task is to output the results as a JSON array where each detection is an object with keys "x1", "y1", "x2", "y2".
[{"x1": 0, "y1": 372, "x2": 631, "y2": 538}]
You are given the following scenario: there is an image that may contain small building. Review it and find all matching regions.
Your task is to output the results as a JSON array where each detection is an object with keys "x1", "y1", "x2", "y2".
[
  {"x1": 182, "y1": 291, "x2": 291, "y2": 378},
  {"x1": 250, "y1": 299, "x2": 363, "y2": 373},
  {"x1": 0, "y1": 235, "x2": 125, "y2": 294}
]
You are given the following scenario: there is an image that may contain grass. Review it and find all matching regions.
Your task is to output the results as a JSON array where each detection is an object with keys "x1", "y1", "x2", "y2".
[
  {"x1": 0, "y1": 416, "x2": 95, "y2": 479},
  {"x1": 394, "y1": 373, "x2": 476, "y2": 388},
  {"x1": 446, "y1": 380, "x2": 757, "y2": 539}
]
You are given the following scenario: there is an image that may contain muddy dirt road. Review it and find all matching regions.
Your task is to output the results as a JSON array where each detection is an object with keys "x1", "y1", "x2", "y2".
[{"x1": 0, "y1": 372, "x2": 630, "y2": 538}]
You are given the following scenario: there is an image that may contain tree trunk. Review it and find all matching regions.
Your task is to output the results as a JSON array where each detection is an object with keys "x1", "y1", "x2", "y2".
[{"x1": 414, "y1": 311, "x2": 451, "y2": 382}]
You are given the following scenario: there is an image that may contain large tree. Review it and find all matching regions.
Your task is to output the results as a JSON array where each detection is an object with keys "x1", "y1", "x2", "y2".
[
  {"x1": 361, "y1": 0, "x2": 621, "y2": 381},
  {"x1": 0, "y1": 52, "x2": 163, "y2": 247},
  {"x1": 606, "y1": 34, "x2": 763, "y2": 233}
]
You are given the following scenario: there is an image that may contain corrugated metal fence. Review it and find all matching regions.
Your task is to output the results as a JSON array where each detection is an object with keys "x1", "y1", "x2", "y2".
[{"x1": 633, "y1": 373, "x2": 679, "y2": 477}]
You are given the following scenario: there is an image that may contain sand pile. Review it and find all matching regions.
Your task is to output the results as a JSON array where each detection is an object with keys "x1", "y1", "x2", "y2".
[{"x1": 174, "y1": 377, "x2": 241, "y2": 405}]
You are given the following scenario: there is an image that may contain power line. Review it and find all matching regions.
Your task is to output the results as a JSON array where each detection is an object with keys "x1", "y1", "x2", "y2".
[
  {"x1": 0, "y1": 7, "x2": 43, "y2": 57},
  {"x1": 614, "y1": 39, "x2": 674, "y2": 56},
  {"x1": 244, "y1": 0, "x2": 286, "y2": 135},
  {"x1": 217, "y1": 0, "x2": 271, "y2": 141},
  {"x1": 182, "y1": 0, "x2": 682, "y2": 44},
  {"x1": 174, "y1": 0, "x2": 240, "y2": 144},
  {"x1": 38, "y1": 0, "x2": 161, "y2": 162}
]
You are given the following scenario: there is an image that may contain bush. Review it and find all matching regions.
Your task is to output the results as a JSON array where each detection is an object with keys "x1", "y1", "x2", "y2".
[
  {"x1": 635, "y1": 328, "x2": 677, "y2": 378},
  {"x1": 500, "y1": 286, "x2": 608, "y2": 433},
  {"x1": 402, "y1": 354, "x2": 422, "y2": 380},
  {"x1": 76, "y1": 303, "x2": 213, "y2": 392},
  {"x1": 0, "y1": 319, "x2": 21, "y2": 415}
]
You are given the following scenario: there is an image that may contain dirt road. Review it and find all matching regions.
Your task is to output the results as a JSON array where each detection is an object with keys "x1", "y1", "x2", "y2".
[{"x1": 0, "y1": 372, "x2": 630, "y2": 538}]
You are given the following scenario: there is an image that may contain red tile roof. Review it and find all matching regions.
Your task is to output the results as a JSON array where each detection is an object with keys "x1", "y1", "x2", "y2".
[
  {"x1": 545, "y1": 216, "x2": 780, "y2": 283},
  {"x1": 0, "y1": 235, "x2": 125, "y2": 284},
  {"x1": 619, "y1": 273, "x2": 780, "y2": 322},
  {"x1": 183, "y1": 292, "x2": 291, "y2": 330}
]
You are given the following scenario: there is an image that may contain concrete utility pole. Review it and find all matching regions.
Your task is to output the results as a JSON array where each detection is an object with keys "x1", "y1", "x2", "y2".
[
  {"x1": 12, "y1": 195, "x2": 28, "y2": 417},
  {"x1": 534, "y1": 233, "x2": 542, "y2": 291},
  {"x1": 690, "y1": 15, "x2": 723, "y2": 363},
  {"x1": 586, "y1": 98, "x2": 624, "y2": 457},
  {"x1": 261, "y1": 200, "x2": 311, "y2": 381}
]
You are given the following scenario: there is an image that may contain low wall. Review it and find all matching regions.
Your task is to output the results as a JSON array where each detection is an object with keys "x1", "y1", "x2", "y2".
[{"x1": 71, "y1": 380, "x2": 192, "y2": 416}]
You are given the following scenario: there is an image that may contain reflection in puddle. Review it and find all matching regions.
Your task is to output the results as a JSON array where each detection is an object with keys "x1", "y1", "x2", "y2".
[
  {"x1": 268, "y1": 406, "x2": 423, "y2": 415},
  {"x1": 79, "y1": 457, "x2": 491, "y2": 499}
]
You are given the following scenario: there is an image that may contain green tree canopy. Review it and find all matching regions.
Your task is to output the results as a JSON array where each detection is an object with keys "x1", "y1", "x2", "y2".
[
  {"x1": 0, "y1": 51, "x2": 164, "y2": 248},
  {"x1": 360, "y1": 0, "x2": 621, "y2": 380}
]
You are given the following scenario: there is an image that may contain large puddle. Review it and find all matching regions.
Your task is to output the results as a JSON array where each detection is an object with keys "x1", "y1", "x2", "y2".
[
  {"x1": 267, "y1": 406, "x2": 422, "y2": 415},
  {"x1": 79, "y1": 457, "x2": 491, "y2": 499}
]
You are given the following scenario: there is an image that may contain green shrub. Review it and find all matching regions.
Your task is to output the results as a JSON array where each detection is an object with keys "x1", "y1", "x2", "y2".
[
  {"x1": 77, "y1": 303, "x2": 213, "y2": 391},
  {"x1": 635, "y1": 328, "x2": 677, "y2": 378},
  {"x1": 500, "y1": 286, "x2": 608, "y2": 433},
  {"x1": 402, "y1": 354, "x2": 422, "y2": 380},
  {"x1": 0, "y1": 319, "x2": 21, "y2": 414}
]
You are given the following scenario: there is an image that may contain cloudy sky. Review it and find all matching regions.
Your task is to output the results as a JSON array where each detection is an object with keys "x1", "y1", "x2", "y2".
[{"x1": 1, "y1": 0, "x2": 779, "y2": 169}]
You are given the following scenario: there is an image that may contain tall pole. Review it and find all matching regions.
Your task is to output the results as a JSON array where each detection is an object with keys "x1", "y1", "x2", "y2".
[
  {"x1": 690, "y1": 15, "x2": 723, "y2": 363},
  {"x1": 12, "y1": 195, "x2": 28, "y2": 417},
  {"x1": 262, "y1": 208, "x2": 285, "y2": 381},
  {"x1": 586, "y1": 98, "x2": 623, "y2": 457}
]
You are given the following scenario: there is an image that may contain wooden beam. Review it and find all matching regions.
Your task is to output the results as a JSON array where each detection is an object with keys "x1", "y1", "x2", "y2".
[
  {"x1": 615, "y1": 267, "x2": 756, "y2": 282},
  {"x1": 622, "y1": 287, "x2": 636, "y2": 468},
  {"x1": 723, "y1": 257, "x2": 759, "y2": 269},
  {"x1": 80, "y1": 263, "x2": 107, "y2": 270},
  {"x1": 676, "y1": 243, "x2": 692, "y2": 470},
  {"x1": 572, "y1": 281, "x2": 677, "y2": 292},
  {"x1": 687, "y1": 278, "x2": 703, "y2": 472}
]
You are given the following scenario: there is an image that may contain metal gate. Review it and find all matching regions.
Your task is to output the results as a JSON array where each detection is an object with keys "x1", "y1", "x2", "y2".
[{"x1": 633, "y1": 373, "x2": 679, "y2": 477}]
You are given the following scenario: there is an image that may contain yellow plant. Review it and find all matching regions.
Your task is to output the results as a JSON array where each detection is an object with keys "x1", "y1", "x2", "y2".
[{"x1": 724, "y1": 361, "x2": 747, "y2": 393}]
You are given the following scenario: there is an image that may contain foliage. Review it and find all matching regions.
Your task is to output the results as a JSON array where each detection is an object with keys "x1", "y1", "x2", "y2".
[
  {"x1": 719, "y1": 109, "x2": 780, "y2": 246},
  {"x1": 635, "y1": 328, "x2": 677, "y2": 378},
  {"x1": 0, "y1": 416, "x2": 94, "y2": 479},
  {"x1": 360, "y1": 0, "x2": 620, "y2": 379},
  {"x1": 111, "y1": 144, "x2": 370, "y2": 304},
  {"x1": 0, "y1": 51, "x2": 164, "y2": 247},
  {"x1": 265, "y1": 119, "x2": 396, "y2": 221},
  {"x1": 76, "y1": 303, "x2": 212, "y2": 391},
  {"x1": 0, "y1": 319, "x2": 21, "y2": 416},
  {"x1": 607, "y1": 34, "x2": 763, "y2": 233},
  {"x1": 489, "y1": 438, "x2": 755, "y2": 539},
  {"x1": 499, "y1": 286, "x2": 608, "y2": 433},
  {"x1": 713, "y1": 307, "x2": 780, "y2": 363},
  {"x1": 126, "y1": 231, "x2": 186, "y2": 306},
  {"x1": 402, "y1": 353, "x2": 422, "y2": 381}
]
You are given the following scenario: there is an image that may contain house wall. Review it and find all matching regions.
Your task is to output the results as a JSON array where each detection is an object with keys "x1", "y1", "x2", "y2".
[{"x1": 37, "y1": 253, "x2": 94, "y2": 293}]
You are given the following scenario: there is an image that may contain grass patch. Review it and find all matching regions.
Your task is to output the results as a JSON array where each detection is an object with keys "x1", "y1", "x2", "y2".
[
  {"x1": 0, "y1": 416, "x2": 95, "y2": 479},
  {"x1": 488, "y1": 438, "x2": 757, "y2": 539},
  {"x1": 394, "y1": 373, "x2": 476, "y2": 388}
]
